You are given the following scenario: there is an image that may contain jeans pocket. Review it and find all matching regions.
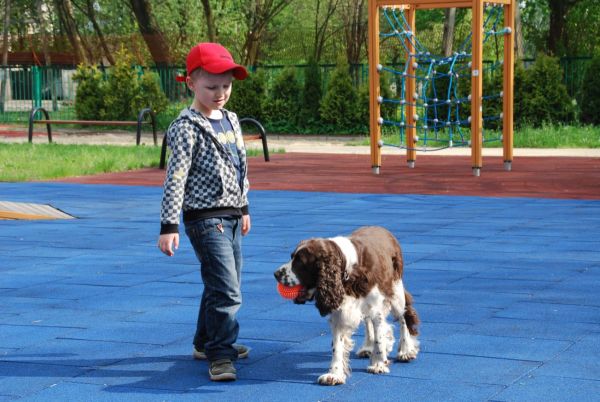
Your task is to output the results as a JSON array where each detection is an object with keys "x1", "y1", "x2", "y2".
[{"x1": 186, "y1": 217, "x2": 223, "y2": 239}]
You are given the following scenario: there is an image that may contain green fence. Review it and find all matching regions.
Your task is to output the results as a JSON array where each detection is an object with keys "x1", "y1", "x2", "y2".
[{"x1": 0, "y1": 57, "x2": 592, "y2": 123}]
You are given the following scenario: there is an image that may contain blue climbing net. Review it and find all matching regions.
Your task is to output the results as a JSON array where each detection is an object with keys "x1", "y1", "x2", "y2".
[{"x1": 377, "y1": 5, "x2": 509, "y2": 151}]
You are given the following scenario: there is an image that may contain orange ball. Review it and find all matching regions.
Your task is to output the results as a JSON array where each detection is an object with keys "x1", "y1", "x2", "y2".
[{"x1": 277, "y1": 283, "x2": 304, "y2": 300}]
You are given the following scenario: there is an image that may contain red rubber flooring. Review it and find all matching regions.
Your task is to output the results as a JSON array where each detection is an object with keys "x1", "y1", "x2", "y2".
[{"x1": 56, "y1": 153, "x2": 600, "y2": 200}]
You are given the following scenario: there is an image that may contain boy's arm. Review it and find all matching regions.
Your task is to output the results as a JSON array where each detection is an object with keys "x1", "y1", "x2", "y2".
[{"x1": 160, "y1": 119, "x2": 196, "y2": 235}]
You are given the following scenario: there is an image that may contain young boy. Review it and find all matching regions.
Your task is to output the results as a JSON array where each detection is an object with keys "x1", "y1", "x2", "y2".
[{"x1": 158, "y1": 42, "x2": 251, "y2": 382}]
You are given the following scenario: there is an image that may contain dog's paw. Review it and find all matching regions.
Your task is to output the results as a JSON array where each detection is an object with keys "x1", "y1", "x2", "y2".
[
  {"x1": 396, "y1": 347, "x2": 419, "y2": 362},
  {"x1": 356, "y1": 347, "x2": 372, "y2": 358},
  {"x1": 367, "y1": 362, "x2": 390, "y2": 374},
  {"x1": 318, "y1": 372, "x2": 346, "y2": 386}
]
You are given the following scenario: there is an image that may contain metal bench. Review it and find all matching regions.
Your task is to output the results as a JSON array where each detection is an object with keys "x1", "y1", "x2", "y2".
[{"x1": 28, "y1": 107, "x2": 158, "y2": 146}]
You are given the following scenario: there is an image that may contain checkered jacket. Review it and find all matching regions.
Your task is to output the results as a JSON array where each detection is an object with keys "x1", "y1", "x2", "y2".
[{"x1": 160, "y1": 107, "x2": 249, "y2": 234}]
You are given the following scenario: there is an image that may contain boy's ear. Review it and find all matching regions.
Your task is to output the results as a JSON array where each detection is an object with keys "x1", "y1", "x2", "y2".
[{"x1": 186, "y1": 76, "x2": 194, "y2": 90}]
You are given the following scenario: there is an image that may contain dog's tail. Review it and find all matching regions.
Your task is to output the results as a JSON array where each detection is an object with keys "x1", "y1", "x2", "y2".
[{"x1": 404, "y1": 289, "x2": 420, "y2": 336}]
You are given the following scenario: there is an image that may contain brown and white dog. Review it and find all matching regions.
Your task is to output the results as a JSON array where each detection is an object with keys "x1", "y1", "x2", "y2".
[{"x1": 274, "y1": 226, "x2": 420, "y2": 386}]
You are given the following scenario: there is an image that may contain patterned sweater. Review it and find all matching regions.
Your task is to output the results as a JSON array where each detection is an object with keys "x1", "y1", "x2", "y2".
[{"x1": 160, "y1": 107, "x2": 250, "y2": 234}]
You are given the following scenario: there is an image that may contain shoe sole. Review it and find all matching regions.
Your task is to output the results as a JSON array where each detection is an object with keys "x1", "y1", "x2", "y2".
[{"x1": 209, "y1": 372, "x2": 237, "y2": 381}]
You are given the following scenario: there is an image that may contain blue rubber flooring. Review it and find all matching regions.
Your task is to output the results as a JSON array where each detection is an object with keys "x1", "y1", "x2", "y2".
[{"x1": 1, "y1": 181, "x2": 599, "y2": 401}]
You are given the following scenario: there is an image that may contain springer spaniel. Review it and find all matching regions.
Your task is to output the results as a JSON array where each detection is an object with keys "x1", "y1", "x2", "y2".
[{"x1": 274, "y1": 226, "x2": 420, "y2": 386}]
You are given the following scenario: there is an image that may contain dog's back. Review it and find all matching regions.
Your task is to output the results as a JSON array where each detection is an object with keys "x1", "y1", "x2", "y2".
[{"x1": 349, "y1": 226, "x2": 404, "y2": 278}]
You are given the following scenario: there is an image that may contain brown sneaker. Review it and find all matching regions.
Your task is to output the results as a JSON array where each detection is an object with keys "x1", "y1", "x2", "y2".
[
  {"x1": 209, "y1": 359, "x2": 237, "y2": 381},
  {"x1": 193, "y1": 344, "x2": 249, "y2": 360}
]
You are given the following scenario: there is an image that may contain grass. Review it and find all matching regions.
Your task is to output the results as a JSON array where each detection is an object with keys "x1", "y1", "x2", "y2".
[
  {"x1": 0, "y1": 143, "x2": 276, "y2": 182},
  {"x1": 351, "y1": 125, "x2": 600, "y2": 148}
]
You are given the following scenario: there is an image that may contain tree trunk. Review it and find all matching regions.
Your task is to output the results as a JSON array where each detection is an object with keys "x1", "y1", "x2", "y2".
[
  {"x1": 129, "y1": 0, "x2": 171, "y2": 65},
  {"x1": 513, "y1": 2, "x2": 524, "y2": 59},
  {"x1": 313, "y1": 0, "x2": 339, "y2": 62},
  {"x1": 84, "y1": 0, "x2": 115, "y2": 65},
  {"x1": 341, "y1": 0, "x2": 367, "y2": 67},
  {"x1": 1, "y1": 0, "x2": 11, "y2": 113},
  {"x1": 241, "y1": 0, "x2": 293, "y2": 66},
  {"x1": 201, "y1": 0, "x2": 216, "y2": 42},
  {"x1": 548, "y1": 0, "x2": 580, "y2": 56},
  {"x1": 54, "y1": 0, "x2": 89, "y2": 64},
  {"x1": 35, "y1": 0, "x2": 58, "y2": 110},
  {"x1": 441, "y1": 8, "x2": 456, "y2": 57}
]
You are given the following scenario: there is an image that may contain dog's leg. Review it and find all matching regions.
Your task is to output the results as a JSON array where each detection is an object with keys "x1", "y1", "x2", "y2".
[
  {"x1": 367, "y1": 312, "x2": 393, "y2": 374},
  {"x1": 318, "y1": 310, "x2": 357, "y2": 386},
  {"x1": 356, "y1": 318, "x2": 374, "y2": 358},
  {"x1": 390, "y1": 281, "x2": 420, "y2": 362}
]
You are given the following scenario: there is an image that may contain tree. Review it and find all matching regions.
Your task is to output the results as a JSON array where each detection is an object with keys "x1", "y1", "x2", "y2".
[
  {"x1": 514, "y1": 3, "x2": 524, "y2": 59},
  {"x1": 339, "y1": 0, "x2": 368, "y2": 66},
  {"x1": 312, "y1": 0, "x2": 339, "y2": 62},
  {"x1": 240, "y1": 0, "x2": 294, "y2": 66},
  {"x1": 54, "y1": 0, "x2": 90, "y2": 64},
  {"x1": 0, "y1": 0, "x2": 10, "y2": 113},
  {"x1": 129, "y1": 0, "x2": 171, "y2": 65},
  {"x1": 441, "y1": 8, "x2": 456, "y2": 57},
  {"x1": 548, "y1": 0, "x2": 581, "y2": 56},
  {"x1": 201, "y1": 0, "x2": 216, "y2": 42},
  {"x1": 74, "y1": 0, "x2": 116, "y2": 65}
]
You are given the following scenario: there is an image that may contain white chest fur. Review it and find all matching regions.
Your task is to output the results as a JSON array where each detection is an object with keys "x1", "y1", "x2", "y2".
[{"x1": 329, "y1": 236, "x2": 358, "y2": 274}]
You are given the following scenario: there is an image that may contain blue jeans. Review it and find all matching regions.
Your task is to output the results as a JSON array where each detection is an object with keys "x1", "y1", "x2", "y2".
[{"x1": 185, "y1": 216, "x2": 242, "y2": 362}]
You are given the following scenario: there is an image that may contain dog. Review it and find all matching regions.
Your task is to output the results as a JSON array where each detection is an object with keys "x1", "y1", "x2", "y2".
[{"x1": 274, "y1": 226, "x2": 420, "y2": 385}]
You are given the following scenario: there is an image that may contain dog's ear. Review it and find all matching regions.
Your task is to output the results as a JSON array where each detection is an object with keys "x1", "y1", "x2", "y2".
[{"x1": 315, "y1": 241, "x2": 345, "y2": 316}]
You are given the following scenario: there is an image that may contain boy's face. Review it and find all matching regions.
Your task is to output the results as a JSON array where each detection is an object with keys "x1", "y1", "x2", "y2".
[{"x1": 187, "y1": 69, "x2": 234, "y2": 116}]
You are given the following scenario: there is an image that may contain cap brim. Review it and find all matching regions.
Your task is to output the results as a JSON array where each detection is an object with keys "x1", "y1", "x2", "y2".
[{"x1": 203, "y1": 62, "x2": 248, "y2": 80}]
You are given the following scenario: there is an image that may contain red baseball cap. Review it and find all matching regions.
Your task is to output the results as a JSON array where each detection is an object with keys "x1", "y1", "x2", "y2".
[{"x1": 178, "y1": 42, "x2": 248, "y2": 81}]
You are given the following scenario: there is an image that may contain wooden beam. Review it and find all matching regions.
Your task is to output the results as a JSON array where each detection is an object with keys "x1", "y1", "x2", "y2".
[
  {"x1": 405, "y1": 6, "x2": 417, "y2": 167},
  {"x1": 503, "y1": 0, "x2": 515, "y2": 169},
  {"x1": 368, "y1": 0, "x2": 382, "y2": 173},
  {"x1": 471, "y1": 0, "x2": 483, "y2": 175}
]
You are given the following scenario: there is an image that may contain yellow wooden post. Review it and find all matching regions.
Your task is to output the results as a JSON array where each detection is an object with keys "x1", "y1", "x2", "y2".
[
  {"x1": 470, "y1": 0, "x2": 484, "y2": 176},
  {"x1": 503, "y1": 0, "x2": 515, "y2": 171},
  {"x1": 368, "y1": 0, "x2": 382, "y2": 174},
  {"x1": 405, "y1": 5, "x2": 417, "y2": 168}
]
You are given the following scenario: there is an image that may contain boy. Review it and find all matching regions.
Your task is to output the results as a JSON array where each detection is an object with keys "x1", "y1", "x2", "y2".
[{"x1": 158, "y1": 42, "x2": 251, "y2": 382}]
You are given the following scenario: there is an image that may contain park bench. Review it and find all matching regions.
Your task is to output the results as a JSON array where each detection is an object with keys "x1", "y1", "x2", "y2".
[
  {"x1": 27, "y1": 107, "x2": 269, "y2": 168},
  {"x1": 158, "y1": 117, "x2": 270, "y2": 169},
  {"x1": 28, "y1": 107, "x2": 158, "y2": 146}
]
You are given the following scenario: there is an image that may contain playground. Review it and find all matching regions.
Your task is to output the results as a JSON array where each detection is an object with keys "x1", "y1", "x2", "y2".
[
  {"x1": 1, "y1": 148, "x2": 600, "y2": 400},
  {"x1": 1, "y1": 0, "x2": 600, "y2": 400}
]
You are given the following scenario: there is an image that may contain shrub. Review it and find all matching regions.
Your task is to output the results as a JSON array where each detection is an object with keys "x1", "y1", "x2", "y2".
[
  {"x1": 299, "y1": 57, "x2": 323, "y2": 127},
  {"x1": 73, "y1": 48, "x2": 168, "y2": 122},
  {"x1": 518, "y1": 55, "x2": 576, "y2": 127},
  {"x1": 580, "y1": 56, "x2": 600, "y2": 126},
  {"x1": 227, "y1": 69, "x2": 267, "y2": 121},
  {"x1": 320, "y1": 60, "x2": 361, "y2": 130},
  {"x1": 262, "y1": 67, "x2": 301, "y2": 130},
  {"x1": 513, "y1": 61, "x2": 527, "y2": 127},
  {"x1": 104, "y1": 49, "x2": 143, "y2": 121},
  {"x1": 357, "y1": 77, "x2": 395, "y2": 129},
  {"x1": 138, "y1": 70, "x2": 169, "y2": 117},
  {"x1": 482, "y1": 69, "x2": 503, "y2": 130},
  {"x1": 72, "y1": 65, "x2": 107, "y2": 120}
]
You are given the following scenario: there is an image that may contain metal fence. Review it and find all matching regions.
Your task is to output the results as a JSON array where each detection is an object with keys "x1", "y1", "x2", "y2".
[{"x1": 0, "y1": 57, "x2": 592, "y2": 123}]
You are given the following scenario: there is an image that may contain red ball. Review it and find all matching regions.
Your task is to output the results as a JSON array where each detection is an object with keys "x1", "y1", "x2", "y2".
[{"x1": 277, "y1": 283, "x2": 304, "y2": 300}]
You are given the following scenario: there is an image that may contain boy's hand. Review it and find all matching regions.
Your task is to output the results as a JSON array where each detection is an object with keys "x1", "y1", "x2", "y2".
[
  {"x1": 242, "y1": 214, "x2": 251, "y2": 236},
  {"x1": 158, "y1": 233, "x2": 179, "y2": 256}
]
